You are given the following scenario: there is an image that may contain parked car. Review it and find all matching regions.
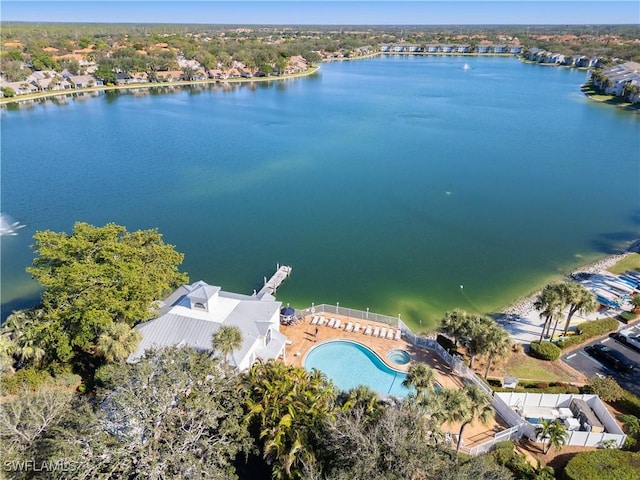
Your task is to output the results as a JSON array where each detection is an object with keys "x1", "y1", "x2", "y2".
[
  {"x1": 611, "y1": 329, "x2": 640, "y2": 353},
  {"x1": 585, "y1": 344, "x2": 635, "y2": 372}
]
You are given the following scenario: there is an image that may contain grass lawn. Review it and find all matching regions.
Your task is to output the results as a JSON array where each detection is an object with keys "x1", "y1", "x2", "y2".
[
  {"x1": 501, "y1": 352, "x2": 584, "y2": 383},
  {"x1": 608, "y1": 253, "x2": 640, "y2": 275}
]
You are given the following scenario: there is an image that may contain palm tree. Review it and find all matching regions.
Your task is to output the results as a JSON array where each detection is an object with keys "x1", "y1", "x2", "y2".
[
  {"x1": 95, "y1": 322, "x2": 142, "y2": 363},
  {"x1": 339, "y1": 385, "x2": 383, "y2": 419},
  {"x1": 402, "y1": 362, "x2": 436, "y2": 396},
  {"x1": 0, "y1": 335, "x2": 18, "y2": 372},
  {"x1": 483, "y1": 326, "x2": 511, "y2": 379},
  {"x1": 560, "y1": 283, "x2": 598, "y2": 336},
  {"x1": 439, "y1": 309, "x2": 471, "y2": 347},
  {"x1": 244, "y1": 361, "x2": 337, "y2": 479},
  {"x1": 537, "y1": 418, "x2": 568, "y2": 454},
  {"x1": 454, "y1": 384, "x2": 494, "y2": 453},
  {"x1": 432, "y1": 386, "x2": 468, "y2": 423},
  {"x1": 531, "y1": 459, "x2": 555, "y2": 480},
  {"x1": 534, "y1": 284, "x2": 564, "y2": 342},
  {"x1": 465, "y1": 315, "x2": 492, "y2": 369},
  {"x1": 211, "y1": 325, "x2": 243, "y2": 367}
]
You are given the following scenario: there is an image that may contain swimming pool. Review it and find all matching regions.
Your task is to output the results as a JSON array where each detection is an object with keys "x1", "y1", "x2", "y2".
[{"x1": 304, "y1": 340, "x2": 413, "y2": 398}]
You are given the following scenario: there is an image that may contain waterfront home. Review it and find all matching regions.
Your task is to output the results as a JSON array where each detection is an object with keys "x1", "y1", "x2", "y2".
[
  {"x1": 155, "y1": 70, "x2": 185, "y2": 82},
  {"x1": 595, "y1": 62, "x2": 640, "y2": 96},
  {"x1": 0, "y1": 80, "x2": 39, "y2": 95},
  {"x1": 475, "y1": 45, "x2": 491, "y2": 54},
  {"x1": 508, "y1": 46, "x2": 523, "y2": 54},
  {"x1": 67, "y1": 74, "x2": 103, "y2": 88},
  {"x1": 128, "y1": 280, "x2": 288, "y2": 370}
]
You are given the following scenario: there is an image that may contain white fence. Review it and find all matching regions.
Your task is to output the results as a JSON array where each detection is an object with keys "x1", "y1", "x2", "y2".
[
  {"x1": 295, "y1": 303, "x2": 627, "y2": 452},
  {"x1": 496, "y1": 393, "x2": 626, "y2": 449},
  {"x1": 296, "y1": 304, "x2": 400, "y2": 327}
]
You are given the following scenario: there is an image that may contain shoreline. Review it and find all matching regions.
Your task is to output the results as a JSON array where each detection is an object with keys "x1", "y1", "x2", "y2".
[
  {"x1": 0, "y1": 65, "x2": 320, "y2": 106},
  {"x1": 3, "y1": 55, "x2": 638, "y2": 113},
  {"x1": 501, "y1": 249, "x2": 639, "y2": 318}
]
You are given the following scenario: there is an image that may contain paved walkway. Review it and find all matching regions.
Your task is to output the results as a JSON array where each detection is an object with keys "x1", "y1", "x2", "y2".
[{"x1": 495, "y1": 308, "x2": 619, "y2": 344}]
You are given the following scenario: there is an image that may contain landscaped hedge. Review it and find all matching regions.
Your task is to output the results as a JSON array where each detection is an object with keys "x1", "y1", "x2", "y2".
[
  {"x1": 555, "y1": 317, "x2": 620, "y2": 349},
  {"x1": 619, "y1": 311, "x2": 638, "y2": 323},
  {"x1": 529, "y1": 341, "x2": 562, "y2": 361},
  {"x1": 563, "y1": 450, "x2": 640, "y2": 480},
  {"x1": 487, "y1": 378, "x2": 580, "y2": 394}
]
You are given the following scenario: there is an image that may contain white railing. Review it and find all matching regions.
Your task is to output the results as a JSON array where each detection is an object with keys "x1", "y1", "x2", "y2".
[{"x1": 296, "y1": 304, "x2": 401, "y2": 327}]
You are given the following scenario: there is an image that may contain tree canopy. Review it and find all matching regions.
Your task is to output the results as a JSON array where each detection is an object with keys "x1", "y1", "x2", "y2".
[
  {"x1": 16, "y1": 222, "x2": 188, "y2": 365},
  {"x1": 74, "y1": 347, "x2": 252, "y2": 480}
]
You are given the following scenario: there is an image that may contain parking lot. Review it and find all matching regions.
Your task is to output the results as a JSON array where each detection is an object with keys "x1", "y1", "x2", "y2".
[{"x1": 562, "y1": 324, "x2": 640, "y2": 397}]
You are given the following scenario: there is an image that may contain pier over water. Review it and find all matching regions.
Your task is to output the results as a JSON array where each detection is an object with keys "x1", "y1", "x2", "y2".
[{"x1": 255, "y1": 264, "x2": 292, "y2": 299}]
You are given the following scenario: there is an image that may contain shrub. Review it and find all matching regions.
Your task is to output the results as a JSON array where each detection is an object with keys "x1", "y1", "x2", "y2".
[
  {"x1": 588, "y1": 375, "x2": 625, "y2": 402},
  {"x1": 529, "y1": 341, "x2": 562, "y2": 361},
  {"x1": 0, "y1": 367, "x2": 53, "y2": 394},
  {"x1": 611, "y1": 390, "x2": 640, "y2": 418},
  {"x1": 563, "y1": 450, "x2": 640, "y2": 480},
  {"x1": 620, "y1": 311, "x2": 638, "y2": 323},
  {"x1": 556, "y1": 318, "x2": 620, "y2": 349}
]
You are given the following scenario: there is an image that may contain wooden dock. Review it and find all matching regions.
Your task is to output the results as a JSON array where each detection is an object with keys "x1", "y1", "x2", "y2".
[{"x1": 255, "y1": 264, "x2": 292, "y2": 298}]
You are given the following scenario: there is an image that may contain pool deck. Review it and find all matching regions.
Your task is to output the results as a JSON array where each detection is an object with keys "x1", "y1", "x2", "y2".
[
  {"x1": 281, "y1": 314, "x2": 460, "y2": 390},
  {"x1": 281, "y1": 313, "x2": 509, "y2": 449}
]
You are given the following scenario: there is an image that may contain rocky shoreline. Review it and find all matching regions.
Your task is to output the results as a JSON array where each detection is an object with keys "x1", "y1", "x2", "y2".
[{"x1": 502, "y1": 251, "x2": 637, "y2": 317}]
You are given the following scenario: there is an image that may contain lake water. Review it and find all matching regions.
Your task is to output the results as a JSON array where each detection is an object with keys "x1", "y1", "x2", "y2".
[{"x1": 2, "y1": 56, "x2": 639, "y2": 330}]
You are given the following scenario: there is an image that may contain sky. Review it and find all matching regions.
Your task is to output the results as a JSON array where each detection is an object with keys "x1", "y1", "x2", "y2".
[{"x1": 1, "y1": 1, "x2": 638, "y2": 25}]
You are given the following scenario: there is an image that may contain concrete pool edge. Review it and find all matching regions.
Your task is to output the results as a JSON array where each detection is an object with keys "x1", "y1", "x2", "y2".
[{"x1": 303, "y1": 338, "x2": 412, "y2": 375}]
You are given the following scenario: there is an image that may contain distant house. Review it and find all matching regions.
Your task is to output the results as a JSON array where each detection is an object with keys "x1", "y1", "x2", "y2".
[
  {"x1": 207, "y1": 68, "x2": 226, "y2": 79},
  {"x1": 475, "y1": 45, "x2": 491, "y2": 54},
  {"x1": 597, "y1": 62, "x2": 640, "y2": 96},
  {"x1": 156, "y1": 70, "x2": 184, "y2": 82},
  {"x1": 571, "y1": 55, "x2": 587, "y2": 67},
  {"x1": 525, "y1": 48, "x2": 545, "y2": 61},
  {"x1": 440, "y1": 45, "x2": 454, "y2": 53},
  {"x1": 128, "y1": 280, "x2": 288, "y2": 370},
  {"x1": 492, "y1": 45, "x2": 507, "y2": 54},
  {"x1": 426, "y1": 45, "x2": 440, "y2": 53},
  {"x1": 68, "y1": 74, "x2": 102, "y2": 88},
  {"x1": 1, "y1": 81, "x2": 38, "y2": 95},
  {"x1": 456, "y1": 45, "x2": 470, "y2": 53},
  {"x1": 508, "y1": 46, "x2": 523, "y2": 54}
]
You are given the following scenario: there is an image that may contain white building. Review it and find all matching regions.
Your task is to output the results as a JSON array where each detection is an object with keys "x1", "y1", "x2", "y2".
[
  {"x1": 128, "y1": 280, "x2": 288, "y2": 370},
  {"x1": 495, "y1": 392, "x2": 626, "y2": 448}
]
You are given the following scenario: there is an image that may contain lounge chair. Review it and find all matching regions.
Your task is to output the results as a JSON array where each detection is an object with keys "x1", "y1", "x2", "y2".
[
  {"x1": 310, "y1": 316, "x2": 319, "y2": 325},
  {"x1": 380, "y1": 328, "x2": 387, "y2": 338},
  {"x1": 318, "y1": 316, "x2": 327, "y2": 326},
  {"x1": 333, "y1": 319, "x2": 342, "y2": 329},
  {"x1": 395, "y1": 329, "x2": 402, "y2": 340},
  {"x1": 344, "y1": 322, "x2": 353, "y2": 332},
  {"x1": 364, "y1": 325, "x2": 372, "y2": 335},
  {"x1": 353, "y1": 323, "x2": 361, "y2": 333},
  {"x1": 373, "y1": 326, "x2": 380, "y2": 337},
  {"x1": 387, "y1": 329, "x2": 395, "y2": 339},
  {"x1": 328, "y1": 318, "x2": 336, "y2": 328}
]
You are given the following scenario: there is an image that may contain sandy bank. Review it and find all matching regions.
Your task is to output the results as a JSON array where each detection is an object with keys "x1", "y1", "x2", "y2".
[{"x1": 502, "y1": 251, "x2": 638, "y2": 318}]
